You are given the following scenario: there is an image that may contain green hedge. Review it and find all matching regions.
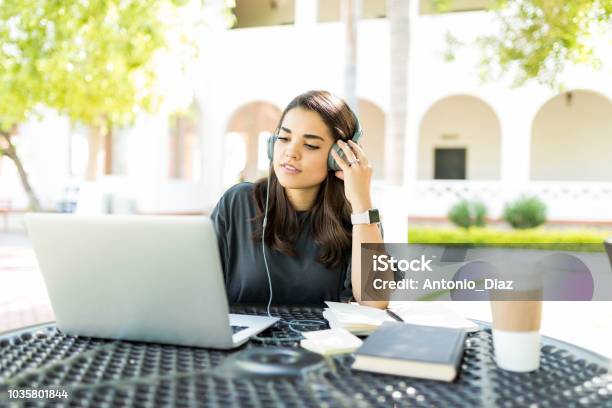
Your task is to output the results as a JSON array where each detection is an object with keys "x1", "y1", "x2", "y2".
[
  {"x1": 503, "y1": 195, "x2": 547, "y2": 229},
  {"x1": 448, "y1": 199, "x2": 487, "y2": 228},
  {"x1": 408, "y1": 227, "x2": 612, "y2": 252}
]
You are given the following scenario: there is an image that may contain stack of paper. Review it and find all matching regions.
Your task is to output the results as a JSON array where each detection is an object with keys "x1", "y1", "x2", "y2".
[
  {"x1": 300, "y1": 328, "x2": 363, "y2": 356},
  {"x1": 323, "y1": 301, "x2": 393, "y2": 335},
  {"x1": 323, "y1": 301, "x2": 479, "y2": 335}
]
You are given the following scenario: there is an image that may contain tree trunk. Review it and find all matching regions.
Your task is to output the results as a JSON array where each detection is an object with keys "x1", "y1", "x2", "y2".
[
  {"x1": 86, "y1": 124, "x2": 105, "y2": 181},
  {"x1": 386, "y1": 0, "x2": 410, "y2": 185},
  {"x1": 342, "y1": 0, "x2": 361, "y2": 114},
  {"x1": 104, "y1": 127, "x2": 113, "y2": 175},
  {"x1": 0, "y1": 131, "x2": 42, "y2": 211}
]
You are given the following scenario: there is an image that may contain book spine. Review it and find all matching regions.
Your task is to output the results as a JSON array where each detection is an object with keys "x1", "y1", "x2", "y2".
[{"x1": 452, "y1": 331, "x2": 468, "y2": 374}]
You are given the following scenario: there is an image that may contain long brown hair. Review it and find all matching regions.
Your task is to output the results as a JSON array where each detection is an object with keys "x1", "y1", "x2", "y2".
[{"x1": 251, "y1": 90, "x2": 357, "y2": 269}]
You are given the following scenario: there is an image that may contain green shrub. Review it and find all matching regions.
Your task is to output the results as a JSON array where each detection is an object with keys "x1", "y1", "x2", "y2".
[
  {"x1": 503, "y1": 196, "x2": 547, "y2": 229},
  {"x1": 408, "y1": 227, "x2": 609, "y2": 252},
  {"x1": 448, "y1": 199, "x2": 488, "y2": 229}
]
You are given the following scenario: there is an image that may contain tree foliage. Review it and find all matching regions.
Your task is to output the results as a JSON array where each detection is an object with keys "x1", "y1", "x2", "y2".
[
  {"x1": 438, "y1": 0, "x2": 612, "y2": 88},
  {"x1": 0, "y1": 0, "x2": 199, "y2": 133},
  {"x1": 481, "y1": 0, "x2": 612, "y2": 88},
  {"x1": 0, "y1": 0, "x2": 223, "y2": 208}
]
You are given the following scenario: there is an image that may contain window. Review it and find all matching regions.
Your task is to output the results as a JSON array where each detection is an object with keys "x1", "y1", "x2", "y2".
[{"x1": 434, "y1": 148, "x2": 466, "y2": 179}]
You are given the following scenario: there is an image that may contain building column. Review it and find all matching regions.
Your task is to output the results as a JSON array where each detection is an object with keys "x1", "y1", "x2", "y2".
[
  {"x1": 386, "y1": 0, "x2": 411, "y2": 186},
  {"x1": 498, "y1": 109, "x2": 532, "y2": 214},
  {"x1": 499, "y1": 113, "x2": 531, "y2": 185}
]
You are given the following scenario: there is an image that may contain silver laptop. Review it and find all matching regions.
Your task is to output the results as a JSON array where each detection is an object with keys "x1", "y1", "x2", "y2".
[{"x1": 24, "y1": 213, "x2": 278, "y2": 349}]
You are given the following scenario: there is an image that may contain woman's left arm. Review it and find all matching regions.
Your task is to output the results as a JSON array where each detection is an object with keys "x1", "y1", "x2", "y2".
[{"x1": 331, "y1": 140, "x2": 389, "y2": 309}]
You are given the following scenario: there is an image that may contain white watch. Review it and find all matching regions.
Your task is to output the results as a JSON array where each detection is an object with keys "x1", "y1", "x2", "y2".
[{"x1": 351, "y1": 208, "x2": 381, "y2": 225}]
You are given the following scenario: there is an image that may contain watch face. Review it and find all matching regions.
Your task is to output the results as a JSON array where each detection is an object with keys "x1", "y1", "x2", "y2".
[{"x1": 369, "y1": 209, "x2": 380, "y2": 223}]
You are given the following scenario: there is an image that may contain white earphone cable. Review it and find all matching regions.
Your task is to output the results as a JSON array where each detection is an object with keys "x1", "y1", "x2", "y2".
[
  {"x1": 262, "y1": 168, "x2": 273, "y2": 318},
  {"x1": 257, "y1": 135, "x2": 327, "y2": 344}
]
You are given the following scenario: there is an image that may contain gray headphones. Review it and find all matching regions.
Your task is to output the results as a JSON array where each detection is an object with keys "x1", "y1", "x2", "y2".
[{"x1": 266, "y1": 119, "x2": 363, "y2": 172}]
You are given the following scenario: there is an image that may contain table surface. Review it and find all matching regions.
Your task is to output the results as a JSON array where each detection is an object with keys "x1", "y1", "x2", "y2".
[{"x1": 0, "y1": 305, "x2": 611, "y2": 408}]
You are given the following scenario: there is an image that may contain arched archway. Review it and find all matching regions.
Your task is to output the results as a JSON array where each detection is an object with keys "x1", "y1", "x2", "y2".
[
  {"x1": 418, "y1": 95, "x2": 501, "y2": 180},
  {"x1": 225, "y1": 101, "x2": 282, "y2": 187},
  {"x1": 357, "y1": 99, "x2": 385, "y2": 179},
  {"x1": 531, "y1": 90, "x2": 612, "y2": 181}
]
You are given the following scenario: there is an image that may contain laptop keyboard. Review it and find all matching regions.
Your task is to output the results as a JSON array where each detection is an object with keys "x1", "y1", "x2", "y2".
[{"x1": 231, "y1": 325, "x2": 248, "y2": 334}]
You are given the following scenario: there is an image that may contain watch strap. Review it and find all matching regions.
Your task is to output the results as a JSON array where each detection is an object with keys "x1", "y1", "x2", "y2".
[{"x1": 351, "y1": 209, "x2": 380, "y2": 225}]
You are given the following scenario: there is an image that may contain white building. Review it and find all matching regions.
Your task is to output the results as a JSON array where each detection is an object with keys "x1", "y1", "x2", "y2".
[{"x1": 1, "y1": 0, "x2": 612, "y2": 235}]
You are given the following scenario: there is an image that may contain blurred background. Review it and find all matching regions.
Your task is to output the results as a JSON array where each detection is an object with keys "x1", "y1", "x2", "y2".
[{"x1": 1, "y1": 0, "x2": 611, "y2": 350}]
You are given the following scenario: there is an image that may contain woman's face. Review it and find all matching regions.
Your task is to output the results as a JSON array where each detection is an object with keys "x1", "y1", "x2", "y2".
[{"x1": 273, "y1": 107, "x2": 335, "y2": 190}]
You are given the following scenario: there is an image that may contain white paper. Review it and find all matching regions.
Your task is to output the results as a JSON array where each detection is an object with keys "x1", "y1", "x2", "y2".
[
  {"x1": 300, "y1": 328, "x2": 363, "y2": 355},
  {"x1": 324, "y1": 301, "x2": 393, "y2": 325},
  {"x1": 390, "y1": 302, "x2": 479, "y2": 332}
]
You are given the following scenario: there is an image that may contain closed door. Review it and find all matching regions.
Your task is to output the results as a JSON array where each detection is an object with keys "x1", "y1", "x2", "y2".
[{"x1": 434, "y1": 148, "x2": 466, "y2": 179}]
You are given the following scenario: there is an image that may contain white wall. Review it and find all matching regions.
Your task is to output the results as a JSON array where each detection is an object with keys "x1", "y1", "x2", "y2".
[
  {"x1": 531, "y1": 90, "x2": 612, "y2": 181},
  {"x1": 418, "y1": 94, "x2": 501, "y2": 180}
]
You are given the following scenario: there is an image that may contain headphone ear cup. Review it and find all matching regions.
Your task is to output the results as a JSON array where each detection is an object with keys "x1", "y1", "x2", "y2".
[
  {"x1": 328, "y1": 144, "x2": 344, "y2": 172},
  {"x1": 329, "y1": 123, "x2": 363, "y2": 171},
  {"x1": 267, "y1": 134, "x2": 276, "y2": 161}
]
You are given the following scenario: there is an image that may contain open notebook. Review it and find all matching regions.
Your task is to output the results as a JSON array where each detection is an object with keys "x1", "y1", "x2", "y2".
[{"x1": 324, "y1": 301, "x2": 479, "y2": 336}]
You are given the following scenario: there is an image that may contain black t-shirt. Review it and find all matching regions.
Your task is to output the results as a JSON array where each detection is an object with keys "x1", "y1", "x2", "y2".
[{"x1": 210, "y1": 182, "x2": 353, "y2": 305}]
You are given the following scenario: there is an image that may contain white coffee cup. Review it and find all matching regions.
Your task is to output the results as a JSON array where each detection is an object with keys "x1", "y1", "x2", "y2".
[
  {"x1": 489, "y1": 252, "x2": 543, "y2": 372},
  {"x1": 490, "y1": 297, "x2": 542, "y2": 372}
]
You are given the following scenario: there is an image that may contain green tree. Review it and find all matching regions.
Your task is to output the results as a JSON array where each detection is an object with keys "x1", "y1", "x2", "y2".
[
  {"x1": 438, "y1": 0, "x2": 612, "y2": 88},
  {"x1": 480, "y1": 0, "x2": 612, "y2": 88},
  {"x1": 0, "y1": 0, "x2": 223, "y2": 210},
  {"x1": 0, "y1": 0, "x2": 53, "y2": 210}
]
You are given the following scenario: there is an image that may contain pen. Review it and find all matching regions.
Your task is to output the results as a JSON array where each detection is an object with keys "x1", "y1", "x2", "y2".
[{"x1": 386, "y1": 309, "x2": 404, "y2": 322}]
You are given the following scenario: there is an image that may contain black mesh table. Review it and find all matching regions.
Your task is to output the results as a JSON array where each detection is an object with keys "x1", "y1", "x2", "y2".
[{"x1": 1, "y1": 305, "x2": 611, "y2": 407}]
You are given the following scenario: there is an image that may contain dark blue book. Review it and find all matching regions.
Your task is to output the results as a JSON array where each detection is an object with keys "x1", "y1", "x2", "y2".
[{"x1": 351, "y1": 321, "x2": 466, "y2": 381}]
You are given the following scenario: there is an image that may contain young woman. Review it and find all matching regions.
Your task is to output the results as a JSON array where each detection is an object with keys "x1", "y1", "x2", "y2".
[{"x1": 211, "y1": 90, "x2": 386, "y2": 308}]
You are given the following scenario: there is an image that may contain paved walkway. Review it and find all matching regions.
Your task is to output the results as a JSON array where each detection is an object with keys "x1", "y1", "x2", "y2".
[
  {"x1": 0, "y1": 233, "x2": 54, "y2": 333},
  {"x1": 1, "y1": 232, "x2": 611, "y2": 359}
]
